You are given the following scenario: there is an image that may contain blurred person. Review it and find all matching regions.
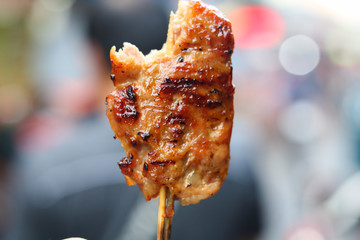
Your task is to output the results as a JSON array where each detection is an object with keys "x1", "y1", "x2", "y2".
[{"x1": 4, "y1": 0, "x2": 262, "y2": 239}]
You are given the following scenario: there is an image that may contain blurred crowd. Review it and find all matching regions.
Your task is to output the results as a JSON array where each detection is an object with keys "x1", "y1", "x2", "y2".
[{"x1": 1, "y1": 0, "x2": 360, "y2": 239}]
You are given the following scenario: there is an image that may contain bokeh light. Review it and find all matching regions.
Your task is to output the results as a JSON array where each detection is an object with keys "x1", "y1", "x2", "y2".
[
  {"x1": 279, "y1": 35, "x2": 320, "y2": 75},
  {"x1": 228, "y1": 6, "x2": 285, "y2": 49},
  {"x1": 325, "y1": 27, "x2": 360, "y2": 68},
  {"x1": 288, "y1": 227, "x2": 325, "y2": 240},
  {"x1": 246, "y1": 48, "x2": 280, "y2": 72},
  {"x1": 62, "y1": 238, "x2": 87, "y2": 240},
  {"x1": 266, "y1": 0, "x2": 360, "y2": 27},
  {"x1": 279, "y1": 100, "x2": 326, "y2": 144},
  {"x1": 0, "y1": 85, "x2": 33, "y2": 125},
  {"x1": 39, "y1": 0, "x2": 75, "y2": 12}
]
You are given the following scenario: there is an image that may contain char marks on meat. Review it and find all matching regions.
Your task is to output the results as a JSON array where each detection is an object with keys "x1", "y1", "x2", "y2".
[{"x1": 106, "y1": 0, "x2": 234, "y2": 205}]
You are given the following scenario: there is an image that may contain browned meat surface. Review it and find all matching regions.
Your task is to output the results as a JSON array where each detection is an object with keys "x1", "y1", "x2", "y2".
[{"x1": 105, "y1": 0, "x2": 234, "y2": 205}]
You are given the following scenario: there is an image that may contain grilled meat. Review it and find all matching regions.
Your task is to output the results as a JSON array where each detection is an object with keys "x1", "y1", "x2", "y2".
[{"x1": 106, "y1": 0, "x2": 234, "y2": 205}]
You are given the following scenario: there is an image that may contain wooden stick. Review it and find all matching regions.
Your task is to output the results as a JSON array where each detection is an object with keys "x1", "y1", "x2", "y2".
[
  {"x1": 157, "y1": 186, "x2": 174, "y2": 240},
  {"x1": 164, "y1": 187, "x2": 174, "y2": 239},
  {"x1": 157, "y1": 186, "x2": 166, "y2": 240}
]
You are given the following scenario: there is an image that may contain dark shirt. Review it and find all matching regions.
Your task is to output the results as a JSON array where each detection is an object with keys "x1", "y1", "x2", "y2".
[{"x1": 5, "y1": 115, "x2": 261, "y2": 240}]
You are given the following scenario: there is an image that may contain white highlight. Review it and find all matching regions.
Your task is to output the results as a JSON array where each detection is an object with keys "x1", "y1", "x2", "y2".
[
  {"x1": 62, "y1": 238, "x2": 87, "y2": 240},
  {"x1": 279, "y1": 100, "x2": 325, "y2": 144},
  {"x1": 279, "y1": 35, "x2": 320, "y2": 75},
  {"x1": 326, "y1": 28, "x2": 360, "y2": 67},
  {"x1": 289, "y1": 227, "x2": 325, "y2": 240}
]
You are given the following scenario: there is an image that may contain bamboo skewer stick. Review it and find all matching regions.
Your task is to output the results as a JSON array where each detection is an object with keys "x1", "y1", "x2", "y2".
[
  {"x1": 164, "y1": 187, "x2": 174, "y2": 239},
  {"x1": 157, "y1": 186, "x2": 175, "y2": 240},
  {"x1": 157, "y1": 187, "x2": 166, "y2": 240}
]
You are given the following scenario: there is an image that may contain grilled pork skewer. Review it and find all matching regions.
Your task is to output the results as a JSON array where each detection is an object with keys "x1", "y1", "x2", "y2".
[
  {"x1": 106, "y1": 0, "x2": 234, "y2": 206},
  {"x1": 106, "y1": 0, "x2": 233, "y2": 238}
]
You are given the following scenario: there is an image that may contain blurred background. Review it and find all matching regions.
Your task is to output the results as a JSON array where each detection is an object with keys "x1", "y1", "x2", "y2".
[{"x1": 1, "y1": 0, "x2": 360, "y2": 239}]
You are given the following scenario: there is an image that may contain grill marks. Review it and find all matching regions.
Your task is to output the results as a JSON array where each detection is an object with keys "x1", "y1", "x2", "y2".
[
  {"x1": 164, "y1": 113, "x2": 186, "y2": 145},
  {"x1": 166, "y1": 113, "x2": 186, "y2": 125},
  {"x1": 145, "y1": 151, "x2": 175, "y2": 169},
  {"x1": 126, "y1": 86, "x2": 136, "y2": 100},
  {"x1": 144, "y1": 150, "x2": 176, "y2": 184},
  {"x1": 113, "y1": 86, "x2": 138, "y2": 123},
  {"x1": 159, "y1": 75, "x2": 231, "y2": 108},
  {"x1": 118, "y1": 153, "x2": 135, "y2": 177},
  {"x1": 118, "y1": 153, "x2": 133, "y2": 168},
  {"x1": 161, "y1": 77, "x2": 201, "y2": 93},
  {"x1": 150, "y1": 160, "x2": 175, "y2": 166},
  {"x1": 137, "y1": 131, "x2": 151, "y2": 141},
  {"x1": 206, "y1": 99, "x2": 223, "y2": 108}
]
